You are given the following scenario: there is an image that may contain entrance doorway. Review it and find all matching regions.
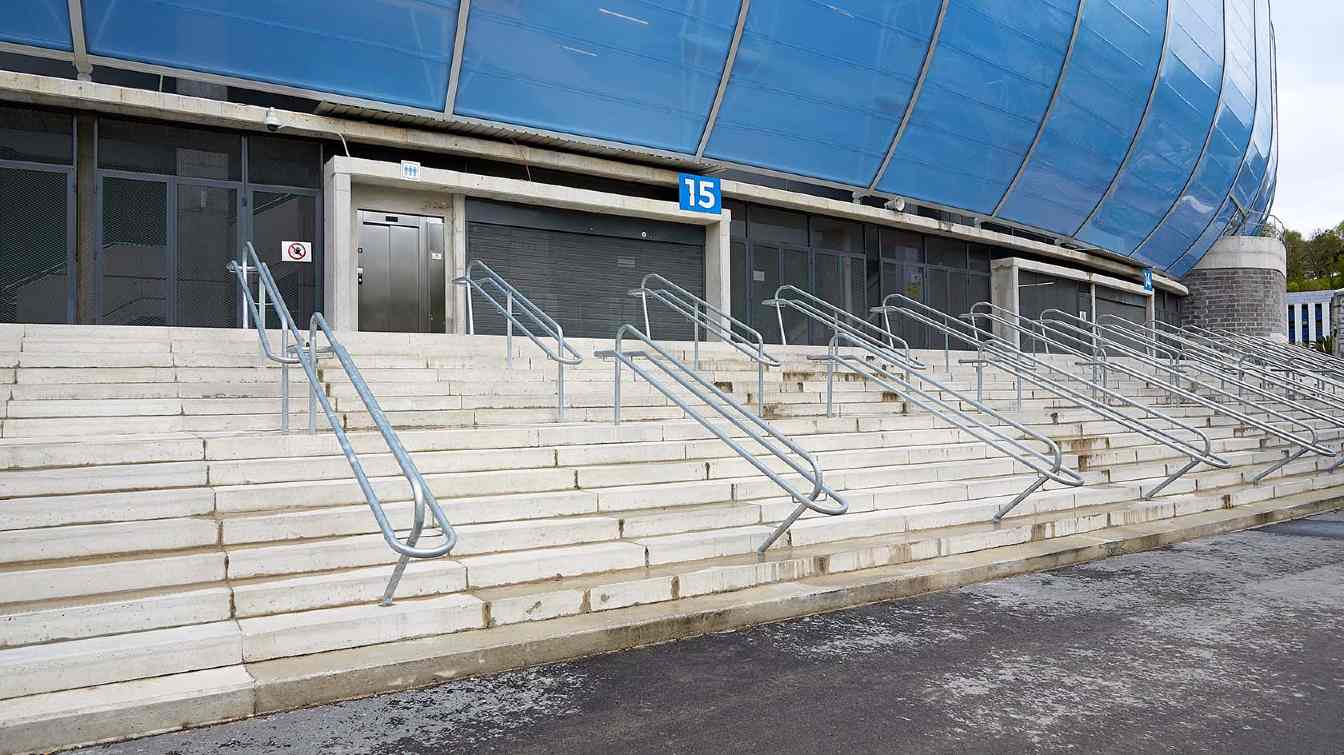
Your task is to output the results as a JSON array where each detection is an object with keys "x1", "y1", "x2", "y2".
[{"x1": 357, "y1": 211, "x2": 446, "y2": 333}]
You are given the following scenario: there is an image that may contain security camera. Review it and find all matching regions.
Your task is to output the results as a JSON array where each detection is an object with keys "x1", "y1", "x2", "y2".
[{"x1": 263, "y1": 107, "x2": 282, "y2": 132}]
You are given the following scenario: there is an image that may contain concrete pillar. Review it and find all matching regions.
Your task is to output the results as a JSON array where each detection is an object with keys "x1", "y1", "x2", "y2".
[
  {"x1": 989, "y1": 259, "x2": 1019, "y2": 348},
  {"x1": 1180, "y1": 236, "x2": 1287, "y2": 340},
  {"x1": 451, "y1": 193, "x2": 467, "y2": 335},
  {"x1": 704, "y1": 210, "x2": 732, "y2": 339},
  {"x1": 322, "y1": 165, "x2": 356, "y2": 330}
]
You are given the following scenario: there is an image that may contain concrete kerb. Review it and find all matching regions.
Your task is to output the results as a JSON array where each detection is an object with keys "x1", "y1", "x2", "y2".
[{"x1": 243, "y1": 493, "x2": 1344, "y2": 717}]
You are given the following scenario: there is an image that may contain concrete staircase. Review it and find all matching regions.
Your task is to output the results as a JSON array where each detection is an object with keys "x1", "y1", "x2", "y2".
[{"x1": 1, "y1": 323, "x2": 1342, "y2": 753}]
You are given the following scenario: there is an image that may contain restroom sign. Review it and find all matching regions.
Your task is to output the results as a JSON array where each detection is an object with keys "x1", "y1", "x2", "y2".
[
  {"x1": 1142, "y1": 268, "x2": 1153, "y2": 292},
  {"x1": 282, "y1": 241, "x2": 312, "y2": 263}
]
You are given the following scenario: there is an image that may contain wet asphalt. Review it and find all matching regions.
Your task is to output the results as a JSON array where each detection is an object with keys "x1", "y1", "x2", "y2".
[{"x1": 82, "y1": 512, "x2": 1344, "y2": 755}]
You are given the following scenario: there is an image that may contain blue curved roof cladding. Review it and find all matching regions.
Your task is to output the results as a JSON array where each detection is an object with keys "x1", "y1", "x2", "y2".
[
  {"x1": 1228, "y1": 0, "x2": 1274, "y2": 220},
  {"x1": 875, "y1": 0, "x2": 1080, "y2": 213},
  {"x1": 702, "y1": 0, "x2": 942, "y2": 186},
  {"x1": 1133, "y1": 0, "x2": 1257, "y2": 269},
  {"x1": 455, "y1": 0, "x2": 738, "y2": 154},
  {"x1": 2, "y1": 0, "x2": 1277, "y2": 278},
  {"x1": 1077, "y1": 0, "x2": 1224, "y2": 258},
  {"x1": 994, "y1": 0, "x2": 1166, "y2": 234},
  {"x1": 81, "y1": 0, "x2": 459, "y2": 110},
  {"x1": 1, "y1": 0, "x2": 71, "y2": 51}
]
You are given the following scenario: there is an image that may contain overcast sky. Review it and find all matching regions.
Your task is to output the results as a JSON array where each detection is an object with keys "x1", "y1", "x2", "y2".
[{"x1": 1271, "y1": 1, "x2": 1344, "y2": 235}]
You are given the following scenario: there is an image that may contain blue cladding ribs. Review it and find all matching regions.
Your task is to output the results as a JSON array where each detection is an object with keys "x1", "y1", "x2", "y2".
[
  {"x1": 455, "y1": 0, "x2": 740, "y2": 154},
  {"x1": 2, "y1": 0, "x2": 72, "y2": 51},
  {"x1": 81, "y1": 0, "x2": 460, "y2": 110},
  {"x1": 876, "y1": 0, "x2": 1080, "y2": 214},
  {"x1": 1136, "y1": 0, "x2": 1256, "y2": 269},
  {"x1": 995, "y1": 0, "x2": 1166, "y2": 235},
  {"x1": 703, "y1": 0, "x2": 943, "y2": 185},
  {"x1": 1077, "y1": 0, "x2": 1225, "y2": 257}
]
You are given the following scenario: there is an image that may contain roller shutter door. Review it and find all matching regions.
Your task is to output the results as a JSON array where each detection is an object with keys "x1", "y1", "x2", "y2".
[{"x1": 465, "y1": 200, "x2": 704, "y2": 341}]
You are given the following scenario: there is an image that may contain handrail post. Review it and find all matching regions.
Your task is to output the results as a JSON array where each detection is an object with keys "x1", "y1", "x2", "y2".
[
  {"x1": 280, "y1": 326, "x2": 290, "y2": 433},
  {"x1": 825, "y1": 339, "x2": 836, "y2": 418},
  {"x1": 505, "y1": 290, "x2": 514, "y2": 370},
  {"x1": 612, "y1": 351, "x2": 623, "y2": 425},
  {"x1": 308, "y1": 323, "x2": 318, "y2": 433},
  {"x1": 557, "y1": 360, "x2": 566, "y2": 421},
  {"x1": 465, "y1": 283, "x2": 475, "y2": 335},
  {"x1": 693, "y1": 301, "x2": 700, "y2": 370}
]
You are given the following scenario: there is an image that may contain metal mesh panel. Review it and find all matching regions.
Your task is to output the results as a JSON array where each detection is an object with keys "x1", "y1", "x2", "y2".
[
  {"x1": 176, "y1": 184, "x2": 238, "y2": 328},
  {"x1": 100, "y1": 177, "x2": 168, "y2": 326},
  {"x1": 0, "y1": 166, "x2": 68, "y2": 323},
  {"x1": 253, "y1": 192, "x2": 319, "y2": 328}
]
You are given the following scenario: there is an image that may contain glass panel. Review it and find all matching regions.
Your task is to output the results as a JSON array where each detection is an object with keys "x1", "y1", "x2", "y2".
[
  {"x1": 0, "y1": 105, "x2": 73, "y2": 165},
  {"x1": 730, "y1": 239, "x2": 749, "y2": 338},
  {"x1": 175, "y1": 184, "x2": 238, "y2": 328},
  {"x1": 781, "y1": 247, "x2": 810, "y2": 345},
  {"x1": 100, "y1": 177, "x2": 168, "y2": 326},
  {"x1": 926, "y1": 236, "x2": 967, "y2": 269},
  {"x1": 98, "y1": 118, "x2": 242, "y2": 180},
  {"x1": 248, "y1": 134, "x2": 321, "y2": 188},
  {"x1": 815, "y1": 253, "x2": 845, "y2": 346},
  {"x1": 84, "y1": 0, "x2": 458, "y2": 110},
  {"x1": 923, "y1": 267, "x2": 949, "y2": 351},
  {"x1": 880, "y1": 228, "x2": 923, "y2": 264},
  {"x1": 0, "y1": 167, "x2": 68, "y2": 323},
  {"x1": 968, "y1": 244, "x2": 992, "y2": 273},
  {"x1": 751, "y1": 243, "x2": 781, "y2": 345},
  {"x1": 810, "y1": 215, "x2": 863, "y2": 253},
  {"x1": 1, "y1": 0, "x2": 72, "y2": 51},
  {"x1": 252, "y1": 192, "x2": 320, "y2": 328},
  {"x1": 457, "y1": 0, "x2": 735, "y2": 152},
  {"x1": 748, "y1": 205, "x2": 808, "y2": 246},
  {"x1": 878, "y1": 0, "x2": 1080, "y2": 212}
]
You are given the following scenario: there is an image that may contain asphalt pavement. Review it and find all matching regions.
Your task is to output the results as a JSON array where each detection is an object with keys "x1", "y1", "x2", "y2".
[{"x1": 83, "y1": 511, "x2": 1344, "y2": 755}]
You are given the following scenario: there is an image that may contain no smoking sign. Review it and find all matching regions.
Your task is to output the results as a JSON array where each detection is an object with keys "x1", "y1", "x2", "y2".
[{"x1": 282, "y1": 241, "x2": 312, "y2": 263}]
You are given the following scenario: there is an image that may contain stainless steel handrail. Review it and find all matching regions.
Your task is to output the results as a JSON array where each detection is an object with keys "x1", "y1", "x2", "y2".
[
  {"x1": 763, "y1": 284, "x2": 926, "y2": 372},
  {"x1": 595, "y1": 324, "x2": 848, "y2": 552},
  {"x1": 229, "y1": 242, "x2": 456, "y2": 606},
  {"x1": 816, "y1": 330, "x2": 1084, "y2": 520},
  {"x1": 1104, "y1": 316, "x2": 1344, "y2": 472},
  {"x1": 455, "y1": 260, "x2": 583, "y2": 419},
  {"x1": 878, "y1": 294, "x2": 1226, "y2": 499},
  {"x1": 965, "y1": 302, "x2": 1229, "y2": 497},
  {"x1": 1043, "y1": 310, "x2": 1336, "y2": 480},
  {"x1": 629, "y1": 273, "x2": 781, "y2": 415}
]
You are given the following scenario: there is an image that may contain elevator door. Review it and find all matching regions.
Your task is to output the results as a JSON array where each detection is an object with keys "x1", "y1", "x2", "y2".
[{"x1": 357, "y1": 212, "x2": 445, "y2": 333}]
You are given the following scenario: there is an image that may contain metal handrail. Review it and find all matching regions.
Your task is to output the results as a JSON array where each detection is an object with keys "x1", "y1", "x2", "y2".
[
  {"x1": 816, "y1": 330, "x2": 1084, "y2": 520},
  {"x1": 763, "y1": 284, "x2": 926, "y2": 371},
  {"x1": 629, "y1": 273, "x2": 781, "y2": 414},
  {"x1": 229, "y1": 242, "x2": 455, "y2": 606},
  {"x1": 1213, "y1": 327, "x2": 1344, "y2": 380},
  {"x1": 965, "y1": 302, "x2": 1229, "y2": 496},
  {"x1": 595, "y1": 325, "x2": 848, "y2": 552},
  {"x1": 1143, "y1": 319, "x2": 1344, "y2": 413},
  {"x1": 1043, "y1": 310, "x2": 1336, "y2": 480},
  {"x1": 455, "y1": 260, "x2": 583, "y2": 419},
  {"x1": 877, "y1": 294, "x2": 1226, "y2": 499}
]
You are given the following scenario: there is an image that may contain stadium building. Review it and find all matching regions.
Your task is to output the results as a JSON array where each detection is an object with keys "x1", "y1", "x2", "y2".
[{"x1": 0, "y1": 0, "x2": 1281, "y2": 339}]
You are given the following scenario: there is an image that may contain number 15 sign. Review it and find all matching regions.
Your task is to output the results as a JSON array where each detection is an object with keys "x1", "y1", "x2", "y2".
[{"x1": 678, "y1": 174, "x2": 721, "y2": 214}]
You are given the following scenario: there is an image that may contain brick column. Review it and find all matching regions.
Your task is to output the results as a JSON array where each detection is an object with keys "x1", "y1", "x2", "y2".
[{"x1": 1180, "y1": 236, "x2": 1286, "y2": 341}]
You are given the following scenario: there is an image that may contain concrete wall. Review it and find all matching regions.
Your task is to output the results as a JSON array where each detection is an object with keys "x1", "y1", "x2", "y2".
[{"x1": 1180, "y1": 236, "x2": 1287, "y2": 340}]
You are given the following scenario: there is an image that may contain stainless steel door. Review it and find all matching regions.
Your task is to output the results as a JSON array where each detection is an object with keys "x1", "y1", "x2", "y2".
[{"x1": 357, "y1": 212, "x2": 445, "y2": 333}]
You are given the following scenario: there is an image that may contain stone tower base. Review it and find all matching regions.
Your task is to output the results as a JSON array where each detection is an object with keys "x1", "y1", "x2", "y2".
[{"x1": 1180, "y1": 236, "x2": 1287, "y2": 341}]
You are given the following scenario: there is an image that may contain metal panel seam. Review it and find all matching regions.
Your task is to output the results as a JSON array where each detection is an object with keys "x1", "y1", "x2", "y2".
[
  {"x1": 1132, "y1": 0, "x2": 1230, "y2": 256},
  {"x1": 443, "y1": 0, "x2": 472, "y2": 114},
  {"x1": 990, "y1": 0, "x2": 1089, "y2": 217},
  {"x1": 865, "y1": 0, "x2": 950, "y2": 192},
  {"x1": 695, "y1": 0, "x2": 750, "y2": 159},
  {"x1": 1072, "y1": 0, "x2": 1175, "y2": 238}
]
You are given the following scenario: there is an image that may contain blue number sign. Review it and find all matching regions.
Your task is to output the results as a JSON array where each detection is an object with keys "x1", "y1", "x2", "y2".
[{"x1": 678, "y1": 174, "x2": 721, "y2": 214}]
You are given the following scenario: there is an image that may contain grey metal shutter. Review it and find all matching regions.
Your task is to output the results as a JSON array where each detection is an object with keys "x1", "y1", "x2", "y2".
[{"x1": 465, "y1": 202, "x2": 705, "y2": 341}]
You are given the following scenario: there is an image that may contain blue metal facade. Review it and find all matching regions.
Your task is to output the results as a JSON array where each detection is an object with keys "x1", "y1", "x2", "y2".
[{"x1": 7, "y1": 0, "x2": 1278, "y2": 278}]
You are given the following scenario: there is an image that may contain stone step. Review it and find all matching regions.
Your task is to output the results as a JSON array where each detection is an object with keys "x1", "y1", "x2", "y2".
[
  {"x1": 0, "y1": 460, "x2": 207, "y2": 499},
  {"x1": 0, "y1": 488, "x2": 215, "y2": 531},
  {"x1": 0, "y1": 517, "x2": 218, "y2": 564}
]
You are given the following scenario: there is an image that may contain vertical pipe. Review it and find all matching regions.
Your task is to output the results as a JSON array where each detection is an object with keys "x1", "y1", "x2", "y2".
[
  {"x1": 613, "y1": 356, "x2": 622, "y2": 425},
  {"x1": 944, "y1": 330, "x2": 950, "y2": 372},
  {"x1": 281, "y1": 326, "x2": 290, "y2": 433},
  {"x1": 975, "y1": 363, "x2": 984, "y2": 404},
  {"x1": 506, "y1": 291, "x2": 513, "y2": 370},
  {"x1": 308, "y1": 323, "x2": 318, "y2": 433},
  {"x1": 757, "y1": 359, "x2": 765, "y2": 417},
  {"x1": 558, "y1": 361, "x2": 566, "y2": 421},
  {"x1": 693, "y1": 302, "x2": 700, "y2": 370}
]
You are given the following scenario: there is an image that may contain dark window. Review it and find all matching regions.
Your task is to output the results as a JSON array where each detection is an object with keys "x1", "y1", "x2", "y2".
[
  {"x1": 747, "y1": 204, "x2": 807, "y2": 246},
  {"x1": 724, "y1": 199, "x2": 747, "y2": 241},
  {"x1": 248, "y1": 133, "x2": 321, "y2": 188},
  {"x1": 98, "y1": 118, "x2": 242, "y2": 180},
  {"x1": 880, "y1": 228, "x2": 923, "y2": 264},
  {"x1": 0, "y1": 104, "x2": 73, "y2": 165},
  {"x1": 968, "y1": 243, "x2": 992, "y2": 272},
  {"x1": 810, "y1": 216, "x2": 863, "y2": 253},
  {"x1": 1288, "y1": 306, "x2": 1295, "y2": 343},
  {"x1": 926, "y1": 236, "x2": 967, "y2": 269}
]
